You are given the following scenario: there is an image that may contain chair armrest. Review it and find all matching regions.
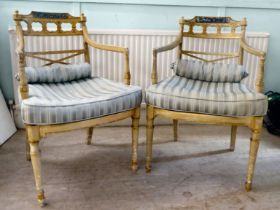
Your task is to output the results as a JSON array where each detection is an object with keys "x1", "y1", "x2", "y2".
[
  {"x1": 85, "y1": 36, "x2": 128, "y2": 53},
  {"x1": 240, "y1": 40, "x2": 266, "y2": 58},
  {"x1": 82, "y1": 26, "x2": 131, "y2": 85},
  {"x1": 154, "y1": 35, "x2": 182, "y2": 53},
  {"x1": 240, "y1": 40, "x2": 266, "y2": 92},
  {"x1": 151, "y1": 35, "x2": 182, "y2": 84},
  {"x1": 83, "y1": 27, "x2": 127, "y2": 53}
]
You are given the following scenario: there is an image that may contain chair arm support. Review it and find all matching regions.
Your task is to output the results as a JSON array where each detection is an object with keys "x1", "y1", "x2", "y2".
[
  {"x1": 82, "y1": 26, "x2": 131, "y2": 85},
  {"x1": 16, "y1": 52, "x2": 29, "y2": 99},
  {"x1": 255, "y1": 55, "x2": 266, "y2": 93},
  {"x1": 240, "y1": 40, "x2": 266, "y2": 93},
  {"x1": 15, "y1": 23, "x2": 29, "y2": 99},
  {"x1": 151, "y1": 50, "x2": 158, "y2": 84},
  {"x1": 151, "y1": 36, "x2": 182, "y2": 84}
]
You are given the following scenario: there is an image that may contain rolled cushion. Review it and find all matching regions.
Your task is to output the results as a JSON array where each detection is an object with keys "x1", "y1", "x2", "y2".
[
  {"x1": 21, "y1": 77, "x2": 142, "y2": 125},
  {"x1": 145, "y1": 75, "x2": 267, "y2": 117},
  {"x1": 22, "y1": 63, "x2": 92, "y2": 83},
  {"x1": 171, "y1": 59, "x2": 248, "y2": 83}
]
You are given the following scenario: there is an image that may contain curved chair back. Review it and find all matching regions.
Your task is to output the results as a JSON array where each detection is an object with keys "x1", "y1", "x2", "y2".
[
  {"x1": 13, "y1": 11, "x2": 91, "y2": 99},
  {"x1": 13, "y1": 11, "x2": 90, "y2": 65},
  {"x1": 177, "y1": 16, "x2": 247, "y2": 65}
]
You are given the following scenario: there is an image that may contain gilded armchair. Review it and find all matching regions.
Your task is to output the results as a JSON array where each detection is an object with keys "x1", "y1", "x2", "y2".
[
  {"x1": 145, "y1": 16, "x2": 267, "y2": 191},
  {"x1": 14, "y1": 11, "x2": 142, "y2": 206}
]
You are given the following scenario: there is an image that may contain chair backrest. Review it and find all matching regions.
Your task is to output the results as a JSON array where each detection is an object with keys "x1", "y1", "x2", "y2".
[
  {"x1": 13, "y1": 11, "x2": 90, "y2": 66},
  {"x1": 177, "y1": 16, "x2": 247, "y2": 65}
]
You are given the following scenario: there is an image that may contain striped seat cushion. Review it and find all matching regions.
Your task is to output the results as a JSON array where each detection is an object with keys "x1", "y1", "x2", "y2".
[
  {"x1": 22, "y1": 63, "x2": 92, "y2": 83},
  {"x1": 21, "y1": 77, "x2": 142, "y2": 125},
  {"x1": 171, "y1": 59, "x2": 248, "y2": 82},
  {"x1": 145, "y1": 76, "x2": 267, "y2": 116}
]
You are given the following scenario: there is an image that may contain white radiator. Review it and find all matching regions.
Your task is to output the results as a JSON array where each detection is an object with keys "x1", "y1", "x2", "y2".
[{"x1": 9, "y1": 29, "x2": 269, "y2": 127}]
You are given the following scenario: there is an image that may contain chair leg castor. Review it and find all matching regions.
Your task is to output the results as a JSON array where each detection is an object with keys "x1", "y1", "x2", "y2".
[
  {"x1": 37, "y1": 190, "x2": 47, "y2": 207},
  {"x1": 145, "y1": 164, "x2": 151, "y2": 173},
  {"x1": 131, "y1": 161, "x2": 138, "y2": 173},
  {"x1": 245, "y1": 181, "x2": 252, "y2": 192}
]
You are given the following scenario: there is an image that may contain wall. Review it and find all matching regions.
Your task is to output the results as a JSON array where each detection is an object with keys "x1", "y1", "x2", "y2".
[{"x1": 1, "y1": 0, "x2": 280, "y2": 102}]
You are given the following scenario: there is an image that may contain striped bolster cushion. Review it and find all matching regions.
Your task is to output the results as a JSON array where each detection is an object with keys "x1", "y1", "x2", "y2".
[
  {"x1": 171, "y1": 59, "x2": 248, "y2": 82},
  {"x1": 17, "y1": 63, "x2": 92, "y2": 83}
]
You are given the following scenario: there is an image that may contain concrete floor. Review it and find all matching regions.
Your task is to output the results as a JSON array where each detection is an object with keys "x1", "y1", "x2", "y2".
[{"x1": 1, "y1": 124, "x2": 280, "y2": 210}]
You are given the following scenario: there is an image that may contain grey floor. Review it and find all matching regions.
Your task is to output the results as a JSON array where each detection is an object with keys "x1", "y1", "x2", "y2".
[{"x1": 1, "y1": 124, "x2": 280, "y2": 210}]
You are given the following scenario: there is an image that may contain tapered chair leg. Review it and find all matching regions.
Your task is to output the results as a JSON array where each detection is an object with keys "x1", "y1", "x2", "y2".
[
  {"x1": 245, "y1": 118, "x2": 262, "y2": 192},
  {"x1": 131, "y1": 107, "x2": 140, "y2": 172},
  {"x1": 26, "y1": 131, "x2": 31, "y2": 161},
  {"x1": 27, "y1": 126, "x2": 46, "y2": 207},
  {"x1": 146, "y1": 105, "x2": 155, "y2": 173},
  {"x1": 230, "y1": 125, "x2": 237, "y2": 151},
  {"x1": 173, "y1": 119, "x2": 178, "y2": 142},
  {"x1": 86, "y1": 127, "x2": 94, "y2": 145}
]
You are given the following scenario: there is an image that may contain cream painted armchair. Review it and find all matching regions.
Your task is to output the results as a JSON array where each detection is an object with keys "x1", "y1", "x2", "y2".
[
  {"x1": 145, "y1": 16, "x2": 267, "y2": 191},
  {"x1": 14, "y1": 11, "x2": 142, "y2": 206}
]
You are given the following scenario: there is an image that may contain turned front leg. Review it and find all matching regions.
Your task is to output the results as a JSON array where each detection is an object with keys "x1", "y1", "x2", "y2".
[
  {"x1": 30, "y1": 142, "x2": 45, "y2": 206},
  {"x1": 26, "y1": 125, "x2": 46, "y2": 207},
  {"x1": 131, "y1": 107, "x2": 140, "y2": 172},
  {"x1": 146, "y1": 105, "x2": 155, "y2": 173},
  {"x1": 245, "y1": 118, "x2": 262, "y2": 191}
]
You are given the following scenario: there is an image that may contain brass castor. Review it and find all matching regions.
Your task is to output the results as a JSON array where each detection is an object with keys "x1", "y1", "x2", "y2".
[
  {"x1": 37, "y1": 190, "x2": 47, "y2": 207},
  {"x1": 145, "y1": 165, "x2": 151, "y2": 173},
  {"x1": 245, "y1": 181, "x2": 252, "y2": 192},
  {"x1": 131, "y1": 161, "x2": 138, "y2": 173}
]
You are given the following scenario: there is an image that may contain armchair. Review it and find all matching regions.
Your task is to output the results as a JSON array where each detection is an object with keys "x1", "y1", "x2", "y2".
[
  {"x1": 14, "y1": 11, "x2": 142, "y2": 206},
  {"x1": 145, "y1": 16, "x2": 267, "y2": 191}
]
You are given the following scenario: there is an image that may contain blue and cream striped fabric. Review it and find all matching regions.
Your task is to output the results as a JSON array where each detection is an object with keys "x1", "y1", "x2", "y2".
[
  {"x1": 145, "y1": 76, "x2": 267, "y2": 116},
  {"x1": 171, "y1": 59, "x2": 248, "y2": 82},
  {"x1": 23, "y1": 63, "x2": 92, "y2": 83},
  {"x1": 21, "y1": 77, "x2": 142, "y2": 125}
]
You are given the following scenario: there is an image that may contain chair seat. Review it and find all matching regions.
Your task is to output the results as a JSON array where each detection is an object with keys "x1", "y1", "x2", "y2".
[
  {"x1": 145, "y1": 75, "x2": 267, "y2": 117},
  {"x1": 21, "y1": 77, "x2": 142, "y2": 125}
]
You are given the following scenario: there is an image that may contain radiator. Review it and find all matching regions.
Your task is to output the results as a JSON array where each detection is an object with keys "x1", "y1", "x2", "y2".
[{"x1": 8, "y1": 29, "x2": 269, "y2": 127}]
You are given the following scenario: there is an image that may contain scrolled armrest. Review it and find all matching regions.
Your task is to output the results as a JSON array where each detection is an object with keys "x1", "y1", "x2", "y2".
[
  {"x1": 151, "y1": 35, "x2": 182, "y2": 84},
  {"x1": 240, "y1": 40, "x2": 266, "y2": 58},
  {"x1": 85, "y1": 38, "x2": 128, "y2": 53},
  {"x1": 83, "y1": 27, "x2": 127, "y2": 53},
  {"x1": 154, "y1": 35, "x2": 182, "y2": 54},
  {"x1": 82, "y1": 26, "x2": 130, "y2": 84}
]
